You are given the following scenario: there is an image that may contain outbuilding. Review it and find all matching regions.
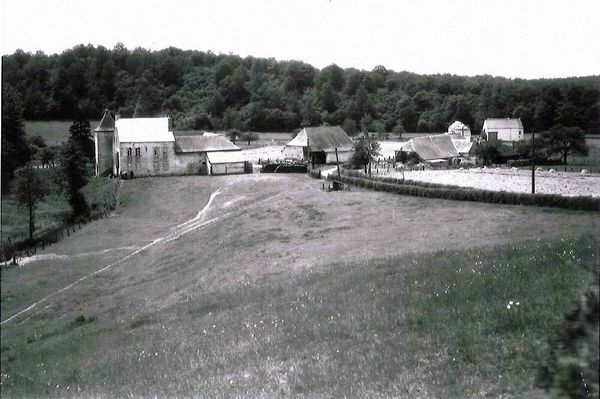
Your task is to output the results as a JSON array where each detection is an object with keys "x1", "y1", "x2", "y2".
[
  {"x1": 482, "y1": 118, "x2": 524, "y2": 142},
  {"x1": 282, "y1": 126, "x2": 354, "y2": 165}
]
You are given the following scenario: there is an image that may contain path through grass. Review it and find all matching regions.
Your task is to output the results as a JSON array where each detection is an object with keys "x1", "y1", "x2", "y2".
[{"x1": 1, "y1": 175, "x2": 597, "y2": 397}]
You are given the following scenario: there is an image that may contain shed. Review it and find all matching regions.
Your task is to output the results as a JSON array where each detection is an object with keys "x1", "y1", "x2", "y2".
[
  {"x1": 173, "y1": 132, "x2": 241, "y2": 175},
  {"x1": 206, "y1": 151, "x2": 247, "y2": 175},
  {"x1": 282, "y1": 126, "x2": 354, "y2": 164}
]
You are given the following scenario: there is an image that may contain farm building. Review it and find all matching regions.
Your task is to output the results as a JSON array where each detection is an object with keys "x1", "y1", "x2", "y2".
[
  {"x1": 282, "y1": 126, "x2": 354, "y2": 165},
  {"x1": 447, "y1": 120, "x2": 471, "y2": 137},
  {"x1": 94, "y1": 110, "x2": 245, "y2": 177},
  {"x1": 482, "y1": 118, "x2": 524, "y2": 142},
  {"x1": 400, "y1": 134, "x2": 461, "y2": 167},
  {"x1": 173, "y1": 132, "x2": 244, "y2": 175}
]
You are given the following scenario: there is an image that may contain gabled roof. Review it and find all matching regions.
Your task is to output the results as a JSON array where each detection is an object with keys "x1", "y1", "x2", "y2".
[
  {"x1": 174, "y1": 134, "x2": 240, "y2": 153},
  {"x1": 115, "y1": 117, "x2": 174, "y2": 143},
  {"x1": 451, "y1": 138, "x2": 474, "y2": 154},
  {"x1": 286, "y1": 126, "x2": 354, "y2": 152},
  {"x1": 95, "y1": 109, "x2": 115, "y2": 132},
  {"x1": 207, "y1": 151, "x2": 246, "y2": 164},
  {"x1": 401, "y1": 134, "x2": 459, "y2": 160},
  {"x1": 483, "y1": 118, "x2": 523, "y2": 130},
  {"x1": 448, "y1": 120, "x2": 471, "y2": 135}
]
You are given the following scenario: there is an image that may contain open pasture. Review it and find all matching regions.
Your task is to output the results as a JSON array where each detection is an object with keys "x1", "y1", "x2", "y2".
[{"x1": 1, "y1": 174, "x2": 597, "y2": 397}]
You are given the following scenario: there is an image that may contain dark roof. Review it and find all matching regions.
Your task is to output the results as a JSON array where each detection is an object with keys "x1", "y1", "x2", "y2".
[
  {"x1": 95, "y1": 109, "x2": 115, "y2": 132},
  {"x1": 174, "y1": 134, "x2": 240, "y2": 153},
  {"x1": 287, "y1": 126, "x2": 354, "y2": 151},
  {"x1": 404, "y1": 134, "x2": 459, "y2": 160}
]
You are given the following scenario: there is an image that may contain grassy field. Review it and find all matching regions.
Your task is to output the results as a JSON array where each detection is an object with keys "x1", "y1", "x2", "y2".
[
  {"x1": 1, "y1": 174, "x2": 597, "y2": 397},
  {"x1": 23, "y1": 121, "x2": 100, "y2": 146},
  {"x1": 1, "y1": 170, "x2": 118, "y2": 248}
]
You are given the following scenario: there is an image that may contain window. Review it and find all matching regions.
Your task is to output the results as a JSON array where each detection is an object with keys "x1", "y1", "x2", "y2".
[
  {"x1": 162, "y1": 147, "x2": 169, "y2": 171},
  {"x1": 135, "y1": 147, "x2": 141, "y2": 157},
  {"x1": 153, "y1": 147, "x2": 160, "y2": 156},
  {"x1": 126, "y1": 147, "x2": 133, "y2": 157}
]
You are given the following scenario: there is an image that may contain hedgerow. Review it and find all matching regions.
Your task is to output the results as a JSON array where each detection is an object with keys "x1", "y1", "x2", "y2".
[{"x1": 329, "y1": 174, "x2": 599, "y2": 211}]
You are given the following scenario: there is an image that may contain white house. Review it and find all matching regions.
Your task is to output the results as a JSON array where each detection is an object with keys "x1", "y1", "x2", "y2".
[
  {"x1": 482, "y1": 118, "x2": 524, "y2": 142},
  {"x1": 447, "y1": 120, "x2": 471, "y2": 137}
]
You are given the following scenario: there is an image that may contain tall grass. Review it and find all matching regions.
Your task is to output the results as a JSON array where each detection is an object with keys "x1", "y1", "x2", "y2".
[{"x1": 1, "y1": 234, "x2": 595, "y2": 397}]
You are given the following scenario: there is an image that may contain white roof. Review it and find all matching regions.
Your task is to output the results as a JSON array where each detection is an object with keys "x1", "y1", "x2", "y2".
[
  {"x1": 207, "y1": 151, "x2": 246, "y2": 164},
  {"x1": 115, "y1": 117, "x2": 174, "y2": 143},
  {"x1": 483, "y1": 118, "x2": 523, "y2": 130}
]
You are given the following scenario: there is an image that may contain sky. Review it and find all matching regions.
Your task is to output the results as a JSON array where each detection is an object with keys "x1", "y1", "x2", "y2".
[{"x1": 2, "y1": 0, "x2": 599, "y2": 79}]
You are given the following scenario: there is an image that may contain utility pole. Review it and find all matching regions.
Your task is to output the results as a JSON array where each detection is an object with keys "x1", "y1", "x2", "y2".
[
  {"x1": 531, "y1": 130, "x2": 535, "y2": 194},
  {"x1": 335, "y1": 147, "x2": 341, "y2": 180}
]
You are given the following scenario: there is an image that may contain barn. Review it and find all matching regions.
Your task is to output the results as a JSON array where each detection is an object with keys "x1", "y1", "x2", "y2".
[
  {"x1": 400, "y1": 134, "x2": 460, "y2": 167},
  {"x1": 173, "y1": 132, "x2": 243, "y2": 175},
  {"x1": 282, "y1": 126, "x2": 354, "y2": 165},
  {"x1": 482, "y1": 118, "x2": 524, "y2": 142}
]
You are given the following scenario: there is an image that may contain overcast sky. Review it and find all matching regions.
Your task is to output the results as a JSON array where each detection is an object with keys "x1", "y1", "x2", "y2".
[{"x1": 2, "y1": 0, "x2": 599, "y2": 79}]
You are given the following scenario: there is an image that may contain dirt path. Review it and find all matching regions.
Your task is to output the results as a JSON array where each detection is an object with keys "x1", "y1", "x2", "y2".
[{"x1": 0, "y1": 183, "x2": 290, "y2": 325}]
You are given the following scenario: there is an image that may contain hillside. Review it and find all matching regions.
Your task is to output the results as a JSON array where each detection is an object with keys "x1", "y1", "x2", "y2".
[
  {"x1": 3, "y1": 45, "x2": 599, "y2": 135},
  {"x1": 1, "y1": 174, "x2": 597, "y2": 397}
]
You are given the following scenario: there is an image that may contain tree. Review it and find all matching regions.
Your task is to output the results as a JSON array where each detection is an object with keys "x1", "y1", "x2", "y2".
[
  {"x1": 56, "y1": 140, "x2": 90, "y2": 221},
  {"x1": 27, "y1": 135, "x2": 47, "y2": 159},
  {"x1": 223, "y1": 108, "x2": 244, "y2": 130},
  {"x1": 473, "y1": 141, "x2": 502, "y2": 166},
  {"x1": 351, "y1": 132, "x2": 381, "y2": 175},
  {"x1": 542, "y1": 125, "x2": 589, "y2": 164},
  {"x1": 227, "y1": 129, "x2": 240, "y2": 144},
  {"x1": 240, "y1": 132, "x2": 259, "y2": 146},
  {"x1": 11, "y1": 163, "x2": 50, "y2": 240},
  {"x1": 2, "y1": 84, "x2": 31, "y2": 192},
  {"x1": 69, "y1": 118, "x2": 94, "y2": 159},
  {"x1": 40, "y1": 147, "x2": 56, "y2": 167}
]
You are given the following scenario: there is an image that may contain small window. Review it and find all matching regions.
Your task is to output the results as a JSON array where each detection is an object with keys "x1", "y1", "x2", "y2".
[
  {"x1": 162, "y1": 146, "x2": 169, "y2": 155},
  {"x1": 135, "y1": 148, "x2": 141, "y2": 157},
  {"x1": 153, "y1": 147, "x2": 160, "y2": 156},
  {"x1": 127, "y1": 147, "x2": 133, "y2": 157}
]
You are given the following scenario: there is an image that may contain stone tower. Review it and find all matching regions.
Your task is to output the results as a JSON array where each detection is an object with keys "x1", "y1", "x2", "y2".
[{"x1": 94, "y1": 109, "x2": 115, "y2": 176}]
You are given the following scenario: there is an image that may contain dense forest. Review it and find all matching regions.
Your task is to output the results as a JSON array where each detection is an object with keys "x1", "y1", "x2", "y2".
[{"x1": 2, "y1": 44, "x2": 599, "y2": 135}]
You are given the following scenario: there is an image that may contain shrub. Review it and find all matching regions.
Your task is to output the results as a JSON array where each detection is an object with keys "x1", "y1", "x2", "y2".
[{"x1": 537, "y1": 281, "x2": 599, "y2": 398}]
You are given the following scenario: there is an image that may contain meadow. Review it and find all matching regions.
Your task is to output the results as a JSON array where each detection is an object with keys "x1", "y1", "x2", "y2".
[{"x1": 1, "y1": 174, "x2": 597, "y2": 397}]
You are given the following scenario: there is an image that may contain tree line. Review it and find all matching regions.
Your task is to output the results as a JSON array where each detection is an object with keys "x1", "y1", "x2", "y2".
[{"x1": 2, "y1": 44, "x2": 598, "y2": 136}]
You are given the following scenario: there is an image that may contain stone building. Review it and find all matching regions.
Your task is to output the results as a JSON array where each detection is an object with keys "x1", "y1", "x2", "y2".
[{"x1": 94, "y1": 110, "x2": 245, "y2": 177}]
